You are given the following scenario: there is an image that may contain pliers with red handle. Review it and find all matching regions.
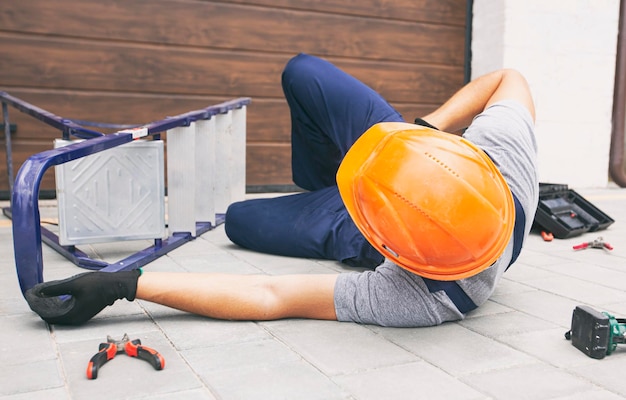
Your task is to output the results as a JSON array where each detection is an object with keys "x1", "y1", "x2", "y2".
[
  {"x1": 87, "y1": 333, "x2": 165, "y2": 379},
  {"x1": 572, "y1": 237, "x2": 613, "y2": 251}
]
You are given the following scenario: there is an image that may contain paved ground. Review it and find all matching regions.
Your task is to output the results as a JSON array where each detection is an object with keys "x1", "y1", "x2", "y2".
[{"x1": 1, "y1": 187, "x2": 626, "y2": 400}]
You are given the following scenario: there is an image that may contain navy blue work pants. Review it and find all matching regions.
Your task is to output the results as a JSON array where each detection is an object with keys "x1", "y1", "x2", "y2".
[{"x1": 225, "y1": 53, "x2": 404, "y2": 268}]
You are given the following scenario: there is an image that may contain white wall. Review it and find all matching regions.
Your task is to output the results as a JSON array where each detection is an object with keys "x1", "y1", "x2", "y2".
[{"x1": 472, "y1": 0, "x2": 620, "y2": 188}]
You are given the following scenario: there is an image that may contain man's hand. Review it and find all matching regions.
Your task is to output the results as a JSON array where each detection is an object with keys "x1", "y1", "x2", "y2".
[{"x1": 24, "y1": 270, "x2": 141, "y2": 325}]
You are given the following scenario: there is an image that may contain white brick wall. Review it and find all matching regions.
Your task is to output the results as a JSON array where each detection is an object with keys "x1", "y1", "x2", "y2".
[{"x1": 472, "y1": 0, "x2": 620, "y2": 188}]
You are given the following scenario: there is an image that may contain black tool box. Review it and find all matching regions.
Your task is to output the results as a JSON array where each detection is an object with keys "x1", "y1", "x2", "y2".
[{"x1": 533, "y1": 183, "x2": 614, "y2": 239}]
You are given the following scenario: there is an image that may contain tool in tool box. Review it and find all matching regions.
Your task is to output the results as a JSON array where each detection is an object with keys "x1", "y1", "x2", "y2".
[
  {"x1": 540, "y1": 231, "x2": 554, "y2": 242},
  {"x1": 565, "y1": 305, "x2": 626, "y2": 359},
  {"x1": 572, "y1": 236, "x2": 613, "y2": 251},
  {"x1": 86, "y1": 333, "x2": 165, "y2": 379}
]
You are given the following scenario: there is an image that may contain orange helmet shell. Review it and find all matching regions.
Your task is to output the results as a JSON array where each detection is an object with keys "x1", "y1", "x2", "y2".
[{"x1": 337, "y1": 122, "x2": 514, "y2": 280}]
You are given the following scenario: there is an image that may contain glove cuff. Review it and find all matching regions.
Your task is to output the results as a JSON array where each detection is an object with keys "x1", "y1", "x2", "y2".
[{"x1": 116, "y1": 269, "x2": 142, "y2": 301}]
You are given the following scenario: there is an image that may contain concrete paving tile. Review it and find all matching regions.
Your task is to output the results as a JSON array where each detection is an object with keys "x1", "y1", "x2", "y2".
[
  {"x1": 491, "y1": 278, "x2": 538, "y2": 297},
  {"x1": 534, "y1": 260, "x2": 626, "y2": 291},
  {"x1": 459, "y1": 310, "x2": 559, "y2": 338},
  {"x1": 142, "y1": 254, "x2": 188, "y2": 272},
  {"x1": 83, "y1": 239, "x2": 155, "y2": 263},
  {"x1": 168, "y1": 236, "x2": 229, "y2": 256},
  {"x1": 503, "y1": 327, "x2": 608, "y2": 368},
  {"x1": 515, "y1": 248, "x2": 573, "y2": 267},
  {"x1": 569, "y1": 355, "x2": 626, "y2": 397},
  {"x1": 206, "y1": 360, "x2": 349, "y2": 400},
  {"x1": 0, "y1": 273, "x2": 34, "y2": 316},
  {"x1": 51, "y1": 312, "x2": 161, "y2": 344},
  {"x1": 58, "y1": 331, "x2": 204, "y2": 400},
  {"x1": 252, "y1": 258, "x2": 342, "y2": 276},
  {"x1": 181, "y1": 338, "x2": 301, "y2": 373},
  {"x1": 503, "y1": 262, "x2": 562, "y2": 282},
  {"x1": 169, "y1": 253, "x2": 262, "y2": 274},
  {"x1": 463, "y1": 299, "x2": 514, "y2": 319},
  {"x1": 520, "y1": 275, "x2": 626, "y2": 305},
  {"x1": 197, "y1": 225, "x2": 233, "y2": 246},
  {"x1": 600, "y1": 301, "x2": 626, "y2": 315},
  {"x1": 490, "y1": 288, "x2": 583, "y2": 328},
  {"x1": 549, "y1": 389, "x2": 626, "y2": 400},
  {"x1": 579, "y1": 252, "x2": 626, "y2": 273},
  {"x1": 228, "y1": 247, "x2": 319, "y2": 270},
  {"x1": 462, "y1": 363, "x2": 596, "y2": 400},
  {"x1": 371, "y1": 323, "x2": 535, "y2": 376},
  {"x1": 149, "y1": 314, "x2": 272, "y2": 350},
  {"x1": 333, "y1": 361, "x2": 486, "y2": 400},
  {"x1": 146, "y1": 388, "x2": 217, "y2": 400},
  {"x1": 0, "y1": 314, "x2": 57, "y2": 365},
  {"x1": 1, "y1": 387, "x2": 69, "y2": 400},
  {"x1": 261, "y1": 319, "x2": 418, "y2": 376},
  {"x1": 137, "y1": 299, "x2": 190, "y2": 319},
  {"x1": 183, "y1": 338, "x2": 349, "y2": 400},
  {"x1": 0, "y1": 359, "x2": 64, "y2": 396}
]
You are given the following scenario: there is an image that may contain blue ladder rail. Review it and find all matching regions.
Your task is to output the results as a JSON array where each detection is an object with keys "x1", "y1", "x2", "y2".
[{"x1": 1, "y1": 92, "x2": 250, "y2": 295}]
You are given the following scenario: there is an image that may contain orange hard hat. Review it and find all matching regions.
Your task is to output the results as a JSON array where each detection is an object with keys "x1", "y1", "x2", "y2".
[{"x1": 336, "y1": 122, "x2": 514, "y2": 280}]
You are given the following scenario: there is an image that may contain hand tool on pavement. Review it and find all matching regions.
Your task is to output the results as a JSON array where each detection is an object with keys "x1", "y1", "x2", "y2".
[
  {"x1": 87, "y1": 333, "x2": 165, "y2": 379},
  {"x1": 572, "y1": 236, "x2": 613, "y2": 251}
]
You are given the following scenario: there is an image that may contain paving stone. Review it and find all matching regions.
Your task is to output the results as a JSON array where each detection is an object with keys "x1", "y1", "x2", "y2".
[
  {"x1": 147, "y1": 388, "x2": 217, "y2": 400},
  {"x1": 569, "y1": 355, "x2": 626, "y2": 397},
  {"x1": 491, "y1": 278, "x2": 538, "y2": 297},
  {"x1": 262, "y1": 319, "x2": 418, "y2": 376},
  {"x1": 502, "y1": 262, "x2": 561, "y2": 282},
  {"x1": 535, "y1": 260, "x2": 626, "y2": 291},
  {"x1": 371, "y1": 322, "x2": 536, "y2": 376},
  {"x1": 0, "y1": 359, "x2": 63, "y2": 396},
  {"x1": 51, "y1": 312, "x2": 160, "y2": 344},
  {"x1": 168, "y1": 236, "x2": 228, "y2": 257},
  {"x1": 515, "y1": 248, "x2": 572, "y2": 267},
  {"x1": 0, "y1": 314, "x2": 56, "y2": 365},
  {"x1": 504, "y1": 327, "x2": 606, "y2": 368},
  {"x1": 1, "y1": 387, "x2": 69, "y2": 400},
  {"x1": 459, "y1": 310, "x2": 559, "y2": 338},
  {"x1": 152, "y1": 314, "x2": 273, "y2": 350},
  {"x1": 181, "y1": 338, "x2": 301, "y2": 373},
  {"x1": 462, "y1": 363, "x2": 595, "y2": 400},
  {"x1": 333, "y1": 361, "x2": 486, "y2": 400},
  {"x1": 183, "y1": 338, "x2": 348, "y2": 400},
  {"x1": 208, "y1": 360, "x2": 349, "y2": 400},
  {"x1": 520, "y1": 274, "x2": 626, "y2": 305},
  {"x1": 0, "y1": 271, "x2": 33, "y2": 316},
  {"x1": 547, "y1": 389, "x2": 626, "y2": 400},
  {"x1": 169, "y1": 253, "x2": 262, "y2": 274},
  {"x1": 464, "y1": 299, "x2": 513, "y2": 319},
  {"x1": 491, "y1": 288, "x2": 583, "y2": 328}
]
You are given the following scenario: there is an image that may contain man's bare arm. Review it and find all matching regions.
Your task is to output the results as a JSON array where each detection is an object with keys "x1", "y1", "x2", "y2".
[
  {"x1": 422, "y1": 69, "x2": 535, "y2": 133},
  {"x1": 136, "y1": 272, "x2": 339, "y2": 321}
]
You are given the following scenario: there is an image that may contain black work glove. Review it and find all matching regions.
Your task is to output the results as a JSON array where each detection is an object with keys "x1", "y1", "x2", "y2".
[
  {"x1": 24, "y1": 269, "x2": 141, "y2": 325},
  {"x1": 414, "y1": 117, "x2": 439, "y2": 130}
]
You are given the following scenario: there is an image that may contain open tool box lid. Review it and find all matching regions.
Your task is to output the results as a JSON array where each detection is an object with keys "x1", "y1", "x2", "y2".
[{"x1": 533, "y1": 183, "x2": 614, "y2": 239}]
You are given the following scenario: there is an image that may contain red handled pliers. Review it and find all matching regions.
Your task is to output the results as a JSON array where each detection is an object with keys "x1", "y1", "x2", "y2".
[
  {"x1": 87, "y1": 333, "x2": 165, "y2": 379},
  {"x1": 572, "y1": 237, "x2": 613, "y2": 251}
]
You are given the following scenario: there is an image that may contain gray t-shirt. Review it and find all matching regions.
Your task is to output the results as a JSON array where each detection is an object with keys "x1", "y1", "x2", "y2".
[{"x1": 333, "y1": 100, "x2": 539, "y2": 327}]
